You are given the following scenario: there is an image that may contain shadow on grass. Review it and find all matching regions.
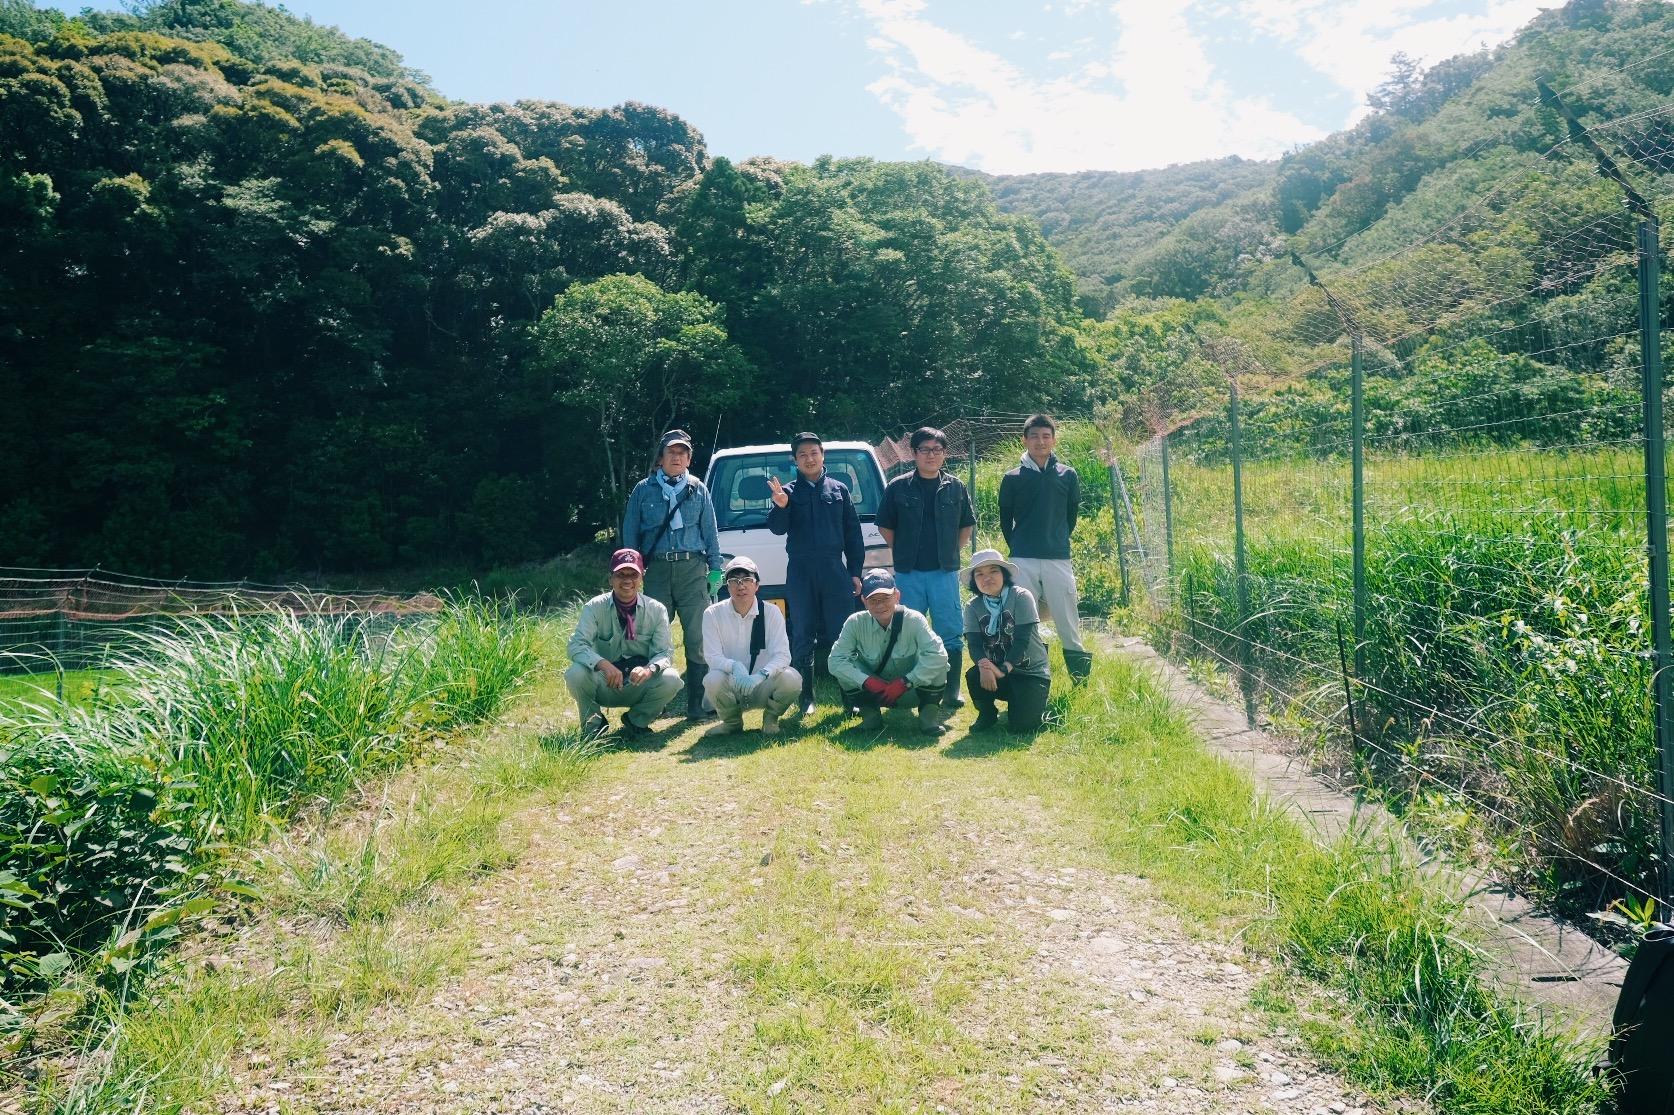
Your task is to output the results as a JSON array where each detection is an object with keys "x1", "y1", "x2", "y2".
[
  {"x1": 679, "y1": 727, "x2": 785, "y2": 763},
  {"x1": 942, "y1": 726, "x2": 1042, "y2": 759}
]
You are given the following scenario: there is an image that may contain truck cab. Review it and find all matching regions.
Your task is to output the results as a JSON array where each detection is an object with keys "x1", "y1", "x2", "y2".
[{"x1": 706, "y1": 441, "x2": 892, "y2": 604}]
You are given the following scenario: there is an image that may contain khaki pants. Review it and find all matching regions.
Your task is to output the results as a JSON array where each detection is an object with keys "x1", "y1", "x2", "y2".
[
  {"x1": 704, "y1": 668, "x2": 802, "y2": 724},
  {"x1": 1010, "y1": 557, "x2": 1085, "y2": 655},
  {"x1": 564, "y1": 662, "x2": 682, "y2": 728},
  {"x1": 643, "y1": 557, "x2": 710, "y2": 676}
]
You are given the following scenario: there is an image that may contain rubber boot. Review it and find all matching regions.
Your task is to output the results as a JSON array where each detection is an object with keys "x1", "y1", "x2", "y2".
[
  {"x1": 943, "y1": 649, "x2": 965, "y2": 709},
  {"x1": 797, "y1": 672, "x2": 816, "y2": 719},
  {"x1": 1064, "y1": 649, "x2": 1093, "y2": 685},
  {"x1": 685, "y1": 671, "x2": 713, "y2": 720},
  {"x1": 916, "y1": 688, "x2": 947, "y2": 735}
]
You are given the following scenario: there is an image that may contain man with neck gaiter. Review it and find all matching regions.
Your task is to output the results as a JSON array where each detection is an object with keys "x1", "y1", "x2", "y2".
[
  {"x1": 998, "y1": 414, "x2": 1091, "y2": 682},
  {"x1": 766, "y1": 432, "x2": 865, "y2": 718},
  {"x1": 565, "y1": 549, "x2": 681, "y2": 738},
  {"x1": 622, "y1": 429, "x2": 723, "y2": 719}
]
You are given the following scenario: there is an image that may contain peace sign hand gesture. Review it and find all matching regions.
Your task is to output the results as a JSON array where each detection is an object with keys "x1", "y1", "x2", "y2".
[{"x1": 767, "y1": 476, "x2": 790, "y2": 508}]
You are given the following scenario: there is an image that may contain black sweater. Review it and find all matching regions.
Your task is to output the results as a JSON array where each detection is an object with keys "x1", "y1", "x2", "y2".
[{"x1": 997, "y1": 457, "x2": 1079, "y2": 560}]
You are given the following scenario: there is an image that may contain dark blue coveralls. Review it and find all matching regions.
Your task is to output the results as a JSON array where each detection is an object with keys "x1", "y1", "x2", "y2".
[{"x1": 766, "y1": 471, "x2": 864, "y2": 695}]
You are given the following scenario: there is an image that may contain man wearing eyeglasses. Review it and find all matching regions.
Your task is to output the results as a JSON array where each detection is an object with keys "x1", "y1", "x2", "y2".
[
  {"x1": 875, "y1": 426, "x2": 976, "y2": 710},
  {"x1": 700, "y1": 555, "x2": 801, "y2": 736}
]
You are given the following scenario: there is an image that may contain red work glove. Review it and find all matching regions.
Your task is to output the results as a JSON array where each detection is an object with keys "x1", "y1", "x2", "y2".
[
  {"x1": 880, "y1": 677, "x2": 910, "y2": 707},
  {"x1": 862, "y1": 676, "x2": 888, "y2": 696}
]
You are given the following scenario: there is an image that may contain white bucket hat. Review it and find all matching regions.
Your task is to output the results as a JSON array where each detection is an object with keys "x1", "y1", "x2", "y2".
[{"x1": 959, "y1": 547, "x2": 1019, "y2": 583}]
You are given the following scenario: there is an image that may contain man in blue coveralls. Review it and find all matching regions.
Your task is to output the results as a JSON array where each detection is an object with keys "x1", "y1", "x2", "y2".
[{"x1": 766, "y1": 432, "x2": 865, "y2": 718}]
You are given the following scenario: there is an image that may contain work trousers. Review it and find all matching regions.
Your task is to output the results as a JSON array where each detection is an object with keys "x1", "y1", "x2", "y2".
[
  {"x1": 966, "y1": 668, "x2": 1052, "y2": 731},
  {"x1": 894, "y1": 569, "x2": 963, "y2": 654},
  {"x1": 786, "y1": 554, "x2": 857, "y2": 679},
  {"x1": 1010, "y1": 557, "x2": 1085, "y2": 655},
  {"x1": 703, "y1": 668, "x2": 803, "y2": 724},
  {"x1": 643, "y1": 556, "x2": 710, "y2": 677},
  {"x1": 563, "y1": 662, "x2": 682, "y2": 729}
]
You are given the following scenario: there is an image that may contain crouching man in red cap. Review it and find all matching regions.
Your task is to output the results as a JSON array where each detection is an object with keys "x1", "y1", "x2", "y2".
[{"x1": 564, "y1": 549, "x2": 682, "y2": 738}]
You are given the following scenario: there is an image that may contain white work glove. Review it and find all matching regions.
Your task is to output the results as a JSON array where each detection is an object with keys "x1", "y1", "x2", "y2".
[{"x1": 729, "y1": 661, "x2": 752, "y2": 688}]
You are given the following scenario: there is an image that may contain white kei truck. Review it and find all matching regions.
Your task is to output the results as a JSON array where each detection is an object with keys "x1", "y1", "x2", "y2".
[{"x1": 704, "y1": 441, "x2": 893, "y2": 613}]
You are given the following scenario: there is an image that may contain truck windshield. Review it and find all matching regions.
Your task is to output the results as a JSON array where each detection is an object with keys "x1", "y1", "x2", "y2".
[{"x1": 708, "y1": 449, "x2": 884, "y2": 531}]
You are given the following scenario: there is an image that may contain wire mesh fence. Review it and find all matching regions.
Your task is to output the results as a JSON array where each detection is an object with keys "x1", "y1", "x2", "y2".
[
  {"x1": 0, "y1": 567, "x2": 443, "y2": 676},
  {"x1": 1106, "y1": 81, "x2": 1674, "y2": 938}
]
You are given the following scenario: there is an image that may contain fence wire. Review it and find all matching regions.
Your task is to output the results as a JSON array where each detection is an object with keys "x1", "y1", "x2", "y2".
[
  {"x1": 1109, "y1": 89, "x2": 1674, "y2": 938},
  {"x1": 0, "y1": 567, "x2": 443, "y2": 674}
]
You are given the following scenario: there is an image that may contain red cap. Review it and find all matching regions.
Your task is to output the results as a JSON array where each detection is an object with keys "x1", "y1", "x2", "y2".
[{"x1": 610, "y1": 548, "x2": 645, "y2": 574}]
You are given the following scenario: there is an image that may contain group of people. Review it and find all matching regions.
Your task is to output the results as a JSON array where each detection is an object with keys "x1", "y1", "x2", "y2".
[{"x1": 564, "y1": 416, "x2": 1090, "y2": 738}]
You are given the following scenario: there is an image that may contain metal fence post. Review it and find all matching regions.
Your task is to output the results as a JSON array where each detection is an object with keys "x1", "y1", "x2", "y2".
[
  {"x1": 1109, "y1": 452, "x2": 1131, "y2": 607},
  {"x1": 1230, "y1": 382, "x2": 1257, "y2": 729},
  {"x1": 968, "y1": 432, "x2": 978, "y2": 558},
  {"x1": 1160, "y1": 431, "x2": 1175, "y2": 588},
  {"x1": 1351, "y1": 333, "x2": 1367, "y2": 680},
  {"x1": 1638, "y1": 216, "x2": 1674, "y2": 906}
]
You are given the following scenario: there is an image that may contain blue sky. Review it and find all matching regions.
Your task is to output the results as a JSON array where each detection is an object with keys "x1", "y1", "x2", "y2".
[{"x1": 46, "y1": 0, "x2": 1549, "y2": 173}]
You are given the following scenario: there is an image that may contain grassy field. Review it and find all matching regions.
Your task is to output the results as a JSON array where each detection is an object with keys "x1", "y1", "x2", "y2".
[
  {"x1": 13, "y1": 647, "x2": 1610, "y2": 1114},
  {"x1": 0, "y1": 669, "x2": 118, "y2": 707},
  {"x1": 0, "y1": 598, "x2": 548, "y2": 1064},
  {"x1": 1125, "y1": 443, "x2": 1661, "y2": 929}
]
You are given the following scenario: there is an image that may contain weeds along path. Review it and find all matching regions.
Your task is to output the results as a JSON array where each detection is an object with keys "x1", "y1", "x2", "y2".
[{"x1": 233, "y1": 682, "x2": 1387, "y2": 1115}]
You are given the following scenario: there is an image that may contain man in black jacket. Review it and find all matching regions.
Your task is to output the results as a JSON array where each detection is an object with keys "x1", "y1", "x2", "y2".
[
  {"x1": 876, "y1": 426, "x2": 975, "y2": 708},
  {"x1": 767, "y1": 432, "x2": 865, "y2": 716},
  {"x1": 997, "y1": 414, "x2": 1092, "y2": 682}
]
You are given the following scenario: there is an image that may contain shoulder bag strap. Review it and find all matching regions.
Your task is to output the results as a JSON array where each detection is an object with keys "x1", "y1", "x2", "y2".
[
  {"x1": 748, "y1": 603, "x2": 767, "y2": 672},
  {"x1": 867, "y1": 611, "x2": 906, "y2": 676},
  {"x1": 641, "y1": 484, "x2": 697, "y2": 561}
]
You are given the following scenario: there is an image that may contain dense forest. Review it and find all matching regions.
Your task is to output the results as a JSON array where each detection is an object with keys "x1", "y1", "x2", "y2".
[
  {"x1": 0, "y1": 0, "x2": 1089, "y2": 576},
  {"x1": 6, "y1": 0, "x2": 1674, "y2": 576}
]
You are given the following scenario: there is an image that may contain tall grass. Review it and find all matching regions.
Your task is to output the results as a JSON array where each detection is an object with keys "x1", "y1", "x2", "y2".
[
  {"x1": 1136, "y1": 446, "x2": 1661, "y2": 924},
  {"x1": 1047, "y1": 658, "x2": 1611, "y2": 1114},
  {"x1": 0, "y1": 599, "x2": 543, "y2": 1018}
]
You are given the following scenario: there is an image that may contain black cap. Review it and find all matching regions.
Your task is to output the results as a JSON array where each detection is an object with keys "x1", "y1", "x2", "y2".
[
  {"x1": 790, "y1": 432, "x2": 822, "y2": 453},
  {"x1": 659, "y1": 429, "x2": 694, "y2": 453},
  {"x1": 861, "y1": 569, "x2": 897, "y2": 598}
]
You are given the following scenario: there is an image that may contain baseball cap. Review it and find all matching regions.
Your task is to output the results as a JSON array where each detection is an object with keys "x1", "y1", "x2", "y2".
[
  {"x1": 790, "y1": 432, "x2": 823, "y2": 453},
  {"x1": 610, "y1": 548, "x2": 645, "y2": 574},
  {"x1": 659, "y1": 429, "x2": 694, "y2": 452},
  {"x1": 860, "y1": 569, "x2": 897, "y2": 598},
  {"x1": 722, "y1": 555, "x2": 760, "y2": 579}
]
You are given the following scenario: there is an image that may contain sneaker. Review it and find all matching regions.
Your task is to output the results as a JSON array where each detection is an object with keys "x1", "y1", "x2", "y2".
[
  {"x1": 581, "y1": 714, "x2": 609, "y2": 739},
  {"x1": 761, "y1": 710, "x2": 781, "y2": 737},
  {"x1": 617, "y1": 717, "x2": 654, "y2": 739}
]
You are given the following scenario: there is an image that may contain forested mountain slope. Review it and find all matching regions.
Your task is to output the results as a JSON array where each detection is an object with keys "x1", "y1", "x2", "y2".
[
  {"x1": 962, "y1": 0, "x2": 1673, "y2": 322},
  {"x1": 949, "y1": 158, "x2": 1277, "y2": 316},
  {"x1": 0, "y1": 0, "x2": 1088, "y2": 576}
]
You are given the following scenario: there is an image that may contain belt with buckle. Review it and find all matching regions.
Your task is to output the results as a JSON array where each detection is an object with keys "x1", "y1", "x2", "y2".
[{"x1": 657, "y1": 551, "x2": 699, "y2": 561}]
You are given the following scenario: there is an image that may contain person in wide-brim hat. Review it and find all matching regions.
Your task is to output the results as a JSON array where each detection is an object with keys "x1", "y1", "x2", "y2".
[{"x1": 961, "y1": 548, "x2": 1054, "y2": 732}]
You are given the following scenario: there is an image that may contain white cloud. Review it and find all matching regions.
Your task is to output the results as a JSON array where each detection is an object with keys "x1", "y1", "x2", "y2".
[
  {"x1": 1234, "y1": 0, "x2": 1548, "y2": 120},
  {"x1": 854, "y1": 0, "x2": 1325, "y2": 173}
]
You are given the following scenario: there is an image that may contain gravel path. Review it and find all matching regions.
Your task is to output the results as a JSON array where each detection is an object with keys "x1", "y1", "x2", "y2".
[{"x1": 220, "y1": 700, "x2": 1399, "y2": 1114}]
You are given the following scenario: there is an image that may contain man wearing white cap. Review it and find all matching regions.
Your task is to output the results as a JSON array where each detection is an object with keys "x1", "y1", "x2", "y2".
[
  {"x1": 828, "y1": 569, "x2": 950, "y2": 734},
  {"x1": 701, "y1": 556, "x2": 802, "y2": 736}
]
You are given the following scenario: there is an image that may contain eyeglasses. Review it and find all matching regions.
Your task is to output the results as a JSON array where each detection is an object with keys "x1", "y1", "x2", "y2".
[
  {"x1": 724, "y1": 574, "x2": 758, "y2": 584},
  {"x1": 915, "y1": 445, "x2": 947, "y2": 455}
]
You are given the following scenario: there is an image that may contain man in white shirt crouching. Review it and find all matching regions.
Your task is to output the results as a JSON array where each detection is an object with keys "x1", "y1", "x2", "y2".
[{"x1": 701, "y1": 556, "x2": 802, "y2": 736}]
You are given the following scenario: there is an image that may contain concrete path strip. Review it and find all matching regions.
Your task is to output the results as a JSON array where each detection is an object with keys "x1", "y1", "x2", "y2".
[{"x1": 1108, "y1": 633, "x2": 1627, "y2": 1037}]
